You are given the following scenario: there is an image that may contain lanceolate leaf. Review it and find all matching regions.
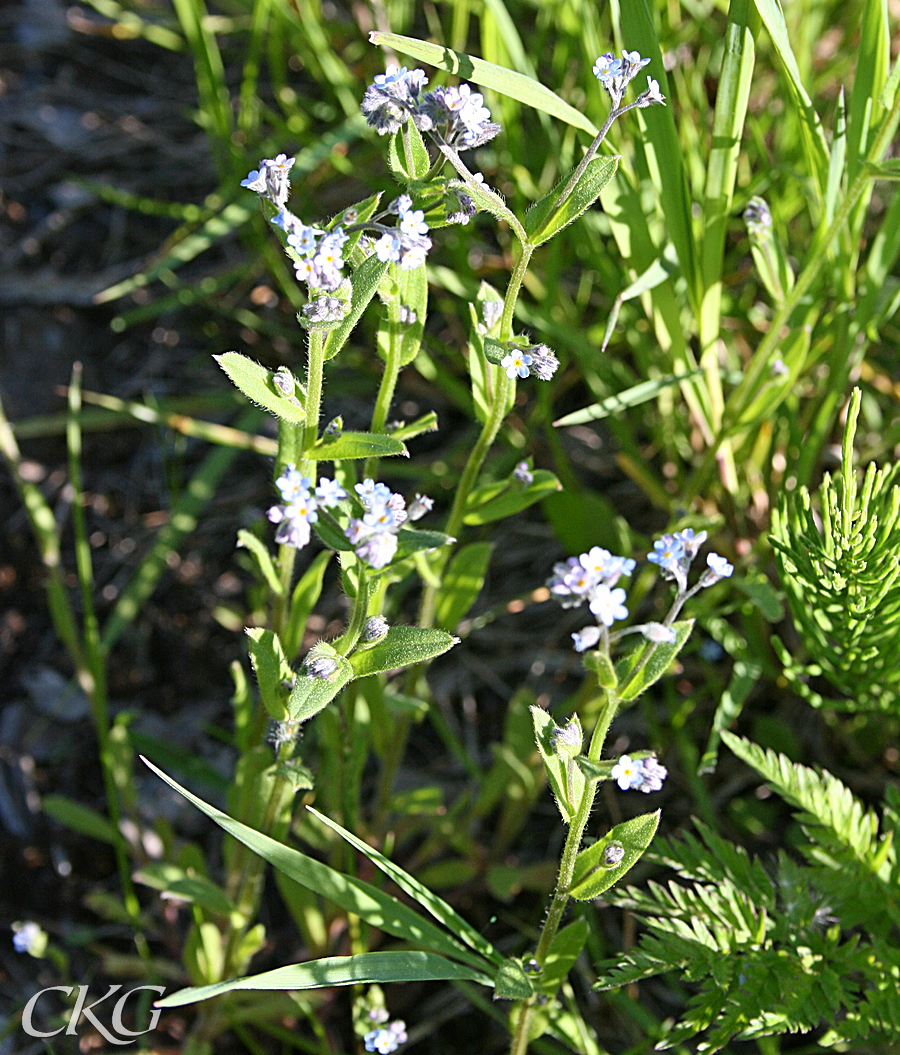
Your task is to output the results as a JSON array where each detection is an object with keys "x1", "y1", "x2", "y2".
[
  {"x1": 140, "y1": 758, "x2": 491, "y2": 970},
  {"x1": 369, "y1": 32, "x2": 599, "y2": 136},
  {"x1": 434, "y1": 542, "x2": 494, "y2": 631},
  {"x1": 463, "y1": 470, "x2": 561, "y2": 525},
  {"x1": 309, "y1": 808, "x2": 502, "y2": 965},
  {"x1": 288, "y1": 660, "x2": 354, "y2": 722},
  {"x1": 324, "y1": 255, "x2": 390, "y2": 361},
  {"x1": 524, "y1": 156, "x2": 619, "y2": 246},
  {"x1": 569, "y1": 811, "x2": 661, "y2": 901},
  {"x1": 311, "y1": 431, "x2": 407, "y2": 461},
  {"x1": 156, "y1": 951, "x2": 493, "y2": 1008},
  {"x1": 215, "y1": 353, "x2": 305, "y2": 424},
  {"x1": 349, "y1": 626, "x2": 458, "y2": 678},
  {"x1": 616, "y1": 619, "x2": 694, "y2": 702}
]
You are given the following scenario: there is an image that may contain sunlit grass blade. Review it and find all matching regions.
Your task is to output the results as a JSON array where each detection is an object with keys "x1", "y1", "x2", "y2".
[
  {"x1": 846, "y1": 0, "x2": 889, "y2": 177},
  {"x1": 554, "y1": 369, "x2": 704, "y2": 427},
  {"x1": 369, "y1": 32, "x2": 599, "y2": 136},
  {"x1": 752, "y1": 0, "x2": 830, "y2": 200},
  {"x1": 698, "y1": 0, "x2": 758, "y2": 352},
  {"x1": 76, "y1": 388, "x2": 278, "y2": 455},
  {"x1": 170, "y1": 0, "x2": 233, "y2": 174},
  {"x1": 156, "y1": 951, "x2": 494, "y2": 1008},
  {"x1": 141, "y1": 757, "x2": 495, "y2": 971},
  {"x1": 308, "y1": 807, "x2": 502, "y2": 965},
  {"x1": 616, "y1": 0, "x2": 699, "y2": 304}
]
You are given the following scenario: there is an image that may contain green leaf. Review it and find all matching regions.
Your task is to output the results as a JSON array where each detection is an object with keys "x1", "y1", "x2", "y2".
[
  {"x1": 752, "y1": 0, "x2": 830, "y2": 198},
  {"x1": 236, "y1": 529, "x2": 283, "y2": 596},
  {"x1": 323, "y1": 255, "x2": 390, "y2": 361},
  {"x1": 349, "y1": 626, "x2": 458, "y2": 678},
  {"x1": 538, "y1": 917, "x2": 589, "y2": 996},
  {"x1": 311, "y1": 431, "x2": 407, "y2": 461},
  {"x1": 616, "y1": 619, "x2": 694, "y2": 702},
  {"x1": 434, "y1": 542, "x2": 494, "y2": 631},
  {"x1": 42, "y1": 794, "x2": 118, "y2": 845},
  {"x1": 140, "y1": 758, "x2": 491, "y2": 970},
  {"x1": 312, "y1": 511, "x2": 355, "y2": 553},
  {"x1": 369, "y1": 33, "x2": 599, "y2": 136},
  {"x1": 246, "y1": 628, "x2": 292, "y2": 721},
  {"x1": 214, "y1": 353, "x2": 305, "y2": 424},
  {"x1": 569, "y1": 811, "x2": 661, "y2": 901},
  {"x1": 392, "y1": 526, "x2": 455, "y2": 564},
  {"x1": 156, "y1": 951, "x2": 492, "y2": 1008},
  {"x1": 308, "y1": 808, "x2": 501, "y2": 965},
  {"x1": 388, "y1": 121, "x2": 431, "y2": 181},
  {"x1": 863, "y1": 159, "x2": 900, "y2": 180},
  {"x1": 463, "y1": 470, "x2": 561, "y2": 525},
  {"x1": 524, "y1": 156, "x2": 619, "y2": 246},
  {"x1": 482, "y1": 337, "x2": 508, "y2": 366},
  {"x1": 387, "y1": 411, "x2": 438, "y2": 442},
  {"x1": 530, "y1": 706, "x2": 582, "y2": 823},
  {"x1": 553, "y1": 369, "x2": 704, "y2": 427},
  {"x1": 493, "y1": 958, "x2": 533, "y2": 1000},
  {"x1": 288, "y1": 658, "x2": 354, "y2": 722},
  {"x1": 133, "y1": 863, "x2": 233, "y2": 916}
]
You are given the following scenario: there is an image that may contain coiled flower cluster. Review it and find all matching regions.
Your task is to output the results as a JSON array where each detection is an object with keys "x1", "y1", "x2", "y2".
[
  {"x1": 267, "y1": 466, "x2": 346, "y2": 551},
  {"x1": 345, "y1": 479, "x2": 434, "y2": 570},
  {"x1": 592, "y1": 50, "x2": 665, "y2": 110},
  {"x1": 361, "y1": 64, "x2": 501, "y2": 150}
]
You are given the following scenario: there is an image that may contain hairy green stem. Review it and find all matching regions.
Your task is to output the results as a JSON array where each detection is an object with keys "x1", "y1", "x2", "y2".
[
  {"x1": 364, "y1": 279, "x2": 404, "y2": 480},
  {"x1": 509, "y1": 690, "x2": 618, "y2": 1055}
]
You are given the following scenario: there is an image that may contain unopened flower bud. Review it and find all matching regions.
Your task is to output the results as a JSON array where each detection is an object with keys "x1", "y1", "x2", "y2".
[
  {"x1": 407, "y1": 494, "x2": 433, "y2": 521},
  {"x1": 324, "y1": 416, "x2": 343, "y2": 438},
  {"x1": 602, "y1": 842, "x2": 625, "y2": 867},
  {"x1": 274, "y1": 366, "x2": 295, "y2": 396},
  {"x1": 551, "y1": 716, "x2": 583, "y2": 759},
  {"x1": 362, "y1": 616, "x2": 390, "y2": 643}
]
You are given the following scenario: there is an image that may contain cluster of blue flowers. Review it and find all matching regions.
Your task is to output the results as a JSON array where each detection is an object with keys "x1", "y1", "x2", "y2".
[
  {"x1": 549, "y1": 531, "x2": 733, "y2": 653},
  {"x1": 363, "y1": 1019, "x2": 407, "y2": 1054},
  {"x1": 611, "y1": 754, "x2": 668, "y2": 793},
  {"x1": 345, "y1": 479, "x2": 433, "y2": 570},
  {"x1": 267, "y1": 466, "x2": 346, "y2": 551},
  {"x1": 268, "y1": 471, "x2": 434, "y2": 571},
  {"x1": 361, "y1": 64, "x2": 500, "y2": 150},
  {"x1": 241, "y1": 156, "x2": 435, "y2": 321},
  {"x1": 647, "y1": 528, "x2": 733, "y2": 592},
  {"x1": 372, "y1": 194, "x2": 432, "y2": 270},
  {"x1": 593, "y1": 50, "x2": 665, "y2": 110},
  {"x1": 548, "y1": 546, "x2": 637, "y2": 651}
]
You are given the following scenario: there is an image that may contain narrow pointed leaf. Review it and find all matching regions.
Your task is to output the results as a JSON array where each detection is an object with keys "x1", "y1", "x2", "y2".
[
  {"x1": 215, "y1": 353, "x2": 305, "y2": 424},
  {"x1": 156, "y1": 951, "x2": 492, "y2": 1008},
  {"x1": 311, "y1": 431, "x2": 407, "y2": 461},
  {"x1": 524, "y1": 156, "x2": 619, "y2": 246},
  {"x1": 309, "y1": 807, "x2": 501, "y2": 965},
  {"x1": 349, "y1": 626, "x2": 458, "y2": 678},
  {"x1": 140, "y1": 758, "x2": 490, "y2": 970}
]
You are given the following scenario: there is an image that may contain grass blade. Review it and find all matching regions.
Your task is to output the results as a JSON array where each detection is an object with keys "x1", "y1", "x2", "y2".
[
  {"x1": 369, "y1": 32, "x2": 599, "y2": 136},
  {"x1": 308, "y1": 807, "x2": 502, "y2": 965},
  {"x1": 156, "y1": 951, "x2": 493, "y2": 1008},
  {"x1": 141, "y1": 757, "x2": 493, "y2": 971}
]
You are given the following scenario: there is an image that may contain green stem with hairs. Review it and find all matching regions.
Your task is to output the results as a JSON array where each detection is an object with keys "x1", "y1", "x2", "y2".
[{"x1": 509, "y1": 688, "x2": 618, "y2": 1055}]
